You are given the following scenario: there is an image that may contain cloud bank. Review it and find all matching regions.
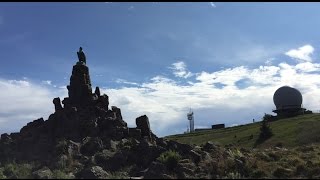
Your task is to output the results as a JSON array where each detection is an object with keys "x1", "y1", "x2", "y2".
[
  {"x1": 0, "y1": 79, "x2": 67, "y2": 133},
  {"x1": 1, "y1": 44, "x2": 320, "y2": 137}
]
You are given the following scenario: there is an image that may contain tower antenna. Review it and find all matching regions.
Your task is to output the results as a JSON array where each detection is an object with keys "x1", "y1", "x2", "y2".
[{"x1": 187, "y1": 108, "x2": 194, "y2": 133}]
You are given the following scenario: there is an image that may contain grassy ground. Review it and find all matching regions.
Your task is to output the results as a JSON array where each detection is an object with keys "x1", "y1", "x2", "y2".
[{"x1": 165, "y1": 113, "x2": 320, "y2": 149}]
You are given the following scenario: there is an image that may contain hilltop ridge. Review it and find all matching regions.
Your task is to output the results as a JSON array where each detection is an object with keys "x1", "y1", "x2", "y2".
[{"x1": 166, "y1": 113, "x2": 320, "y2": 148}]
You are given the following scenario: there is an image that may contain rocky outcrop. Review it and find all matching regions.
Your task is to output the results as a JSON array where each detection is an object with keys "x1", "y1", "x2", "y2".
[
  {"x1": 0, "y1": 48, "x2": 157, "y2": 163},
  {"x1": 53, "y1": 98, "x2": 63, "y2": 112},
  {"x1": 66, "y1": 61, "x2": 93, "y2": 107},
  {"x1": 136, "y1": 115, "x2": 152, "y2": 140},
  {"x1": 0, "y1": 47, "x2": 222, "y2": 179}
]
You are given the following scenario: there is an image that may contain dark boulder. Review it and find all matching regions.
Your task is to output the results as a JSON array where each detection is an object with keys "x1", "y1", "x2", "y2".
[
  {"x1": 53, "y1": 97, "x2": 63, "y2": 112},
  {"x1": 136, "y1": 115, "x2": 151, "y2": 139},
  {"x1": 80, "y1": 137, "x2": 104, "y2": 156}
]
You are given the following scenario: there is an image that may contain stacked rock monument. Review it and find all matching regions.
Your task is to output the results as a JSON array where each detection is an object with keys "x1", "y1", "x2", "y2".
[
  {"x1": 0, "y1": 47, "x2": 157, "y2": 162},
  {"x1": 0, "y1": 48, "x2": 214, "y2": 179}
]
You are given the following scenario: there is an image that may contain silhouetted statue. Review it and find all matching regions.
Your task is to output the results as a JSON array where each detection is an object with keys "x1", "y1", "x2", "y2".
[
  {"x1": 77, "y1": 47, "x2": 86, "y2": 64},
  {"x1": 95, "y1": 86, "x2": 101, "y2": 97}
]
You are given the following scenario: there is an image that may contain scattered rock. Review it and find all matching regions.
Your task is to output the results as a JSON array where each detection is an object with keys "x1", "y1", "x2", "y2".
[
  {"x1": 189, "y1": 150, "x2": 201, "y2": 164},
  {"x1": 202, "y1": 141, "x2": 217, "y2": 152},
  {"x1": 76, "y1": 166, "x2": 109, "y2": 179},
  {"x1": 53, "y1": 97, "x2": 63, "y2": 112},
  {"x1": 32, "y1": 167, "x2": 53, "y2": 179},
  {"x1": 273, "y1": 167, "x2": 293, "y2": 178},
  {"x1": 136, "y1": 115, "x2": 151, "y2": 139},
  {"x1": 144, "y1": 161, "x2": 167, "y2": 179},
  {"x1": 80, "y1": 137, "x2": 104, "y2": 156}
]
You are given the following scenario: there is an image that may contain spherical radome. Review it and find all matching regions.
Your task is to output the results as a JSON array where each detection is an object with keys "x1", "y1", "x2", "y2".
[{"x1": 273, "y1": 86, "x2": 303, "y2": 110}]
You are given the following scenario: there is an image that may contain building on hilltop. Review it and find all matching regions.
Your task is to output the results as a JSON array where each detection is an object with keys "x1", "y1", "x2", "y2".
[{"x1": 272, "y1": 86, "x2": 306, "y2": 118}]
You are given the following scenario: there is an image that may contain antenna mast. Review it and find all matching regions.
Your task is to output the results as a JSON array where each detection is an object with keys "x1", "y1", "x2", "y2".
[{"x1": 187, "y1": 108, "x2": 194, "y2": 133}]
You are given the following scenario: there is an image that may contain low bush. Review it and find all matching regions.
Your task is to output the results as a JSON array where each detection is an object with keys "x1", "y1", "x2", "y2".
[{"x1": 157, "y1": 150, "x2": 181, "y2": 171}]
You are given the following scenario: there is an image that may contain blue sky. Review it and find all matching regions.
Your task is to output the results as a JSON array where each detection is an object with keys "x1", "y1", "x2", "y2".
[{"x1": 2, "y1": 2, "x2": 320, "y2": 137}]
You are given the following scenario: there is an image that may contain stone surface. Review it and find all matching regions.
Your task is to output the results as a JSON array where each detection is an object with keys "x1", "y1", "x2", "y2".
[
  {"x1": 202, "y1": 141, "x2": 217, "y2": 152},
  {"x1": 144, "y1": 161, "x2": 167, "y2": 179},
  {"x1": 67, "y1": 62, "x2": 93, "y2": 107},
  {"x1": 77, "y1": 166, "x2": 109, "y2": 179},
  {"x1": 136, "y1": 115, "x2": 151, "y2": 139},
  {"x1": 32, "y1": 167, "x2": 53, "y2": 179},
  {"x1": 81, "y1": 137, "x2": 104, "y2": 156},
  {"x1": 53, "y1": 97, "x2": 63, "y2": 112}
]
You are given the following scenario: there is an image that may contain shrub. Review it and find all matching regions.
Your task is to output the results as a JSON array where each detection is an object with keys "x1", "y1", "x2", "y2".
[
  {"x1": 225, "y1": 171, "x2": 242, "y2": 179},
  {"x1": 227, "y1": 149, "x2": 244, "y2": 159},
  {"x1": 273, "y1": 167, "x2": 293, "y2": 178},
  {"x1": 157, "y1": 150, "x2": 181, "y2": 171},
  {"x1": 0, "y1": 168, "x2": 6, "y2": 179},
  {"x1": 307, "y1": 167, "x2": 320, "y2": 179},
  {"x1": 256, "y1": 118, "x2": 273, "y2": 145},
  {"x1": 295, "y1": 164, "x2": 308, "y2": 176},
  {"x1": 55, "y1": 139, "x2": 68, "y2": 155},
  {"x1": 260, "y1": 119, "x2": 273, "y2": 138},
  {"x1": 304, "y1": 110, "x2": 313, "y2": 114},
  {"x1": 108, "y1": 171, "x2": 129, "y2": 179},
  {"x1": 3, "y1": 162, "x2": 33, "y2": 179},
  {"x1": 252, "y1": 170, "x2": 266, "y2": 178},
  {"x1": 263, "y1": 113, "x2": 274, "y2": 121},
  {"x1": 52, "y1": 169, "x2": 72, "y2": 179}
]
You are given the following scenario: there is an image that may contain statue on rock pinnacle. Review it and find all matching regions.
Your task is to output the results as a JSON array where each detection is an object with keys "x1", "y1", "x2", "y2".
[{"x1": 77, "y1": 47, "x2": 86, "y2": 64}]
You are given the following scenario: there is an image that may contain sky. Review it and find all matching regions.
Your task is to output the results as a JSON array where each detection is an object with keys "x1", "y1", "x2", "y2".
[{"x1": 2, "y1": 2, "x2": 320, "y2": 137}]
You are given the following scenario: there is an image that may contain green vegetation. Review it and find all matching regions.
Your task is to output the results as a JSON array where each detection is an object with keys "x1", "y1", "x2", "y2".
[
  {"x1": 157, "y1": 150, "x2": 181, "y2": 171},
  {"x1": 52, "y1": 170, "x2": 72, "y2": 179},
  {"x1": 166, "y1": 113, "x2": 320, "y2": 148},
  {"x1": 255, "y1": 117, "x2": 273, "y2": 146},
  {"x1": 1, "y1": 162, "x2": 33, "y2": 179}
]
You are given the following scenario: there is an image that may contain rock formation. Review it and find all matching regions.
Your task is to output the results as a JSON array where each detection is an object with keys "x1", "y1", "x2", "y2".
[
  {"x1": 0, "y1": 47, "x2": 157, "y2": 163},
  {"x1": 0, "y1": 48, "x2": 216, "y2": 179}
]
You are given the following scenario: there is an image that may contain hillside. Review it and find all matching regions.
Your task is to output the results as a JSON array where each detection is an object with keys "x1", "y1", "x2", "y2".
[{"x1": 166, "y1": 113, "x2": 320, "y2": 149}]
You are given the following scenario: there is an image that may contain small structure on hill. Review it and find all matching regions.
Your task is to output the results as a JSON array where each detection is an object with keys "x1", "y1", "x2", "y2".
[
  {"x1": 194, "y1": 123, "x2": 225, "y2": 132},
  {"x1": 212, "y1": 124, "x2": 225, "y2": 130}
]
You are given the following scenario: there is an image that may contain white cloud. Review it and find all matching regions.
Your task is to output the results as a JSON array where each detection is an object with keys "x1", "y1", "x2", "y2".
[
  {"x1": 115, "y1": 78, "x2": 139, "y2": 86},
  {"x1": 7, "y1": 80, "x2": 30, "y2": 87},
  {"x1": 169, "y1": 61, "x2": 193, "y2": 78},
  {"x1": 295, "y1": 62, "x2": 320, "y2": 73},
  {"x1": 285, "y1": 44, "x2": 314, "y2": 62},
  {"x1": 196, "y1": 66, "x2": 249, "y2": 86},
  {"x1": 249, "y1": 65, "x2": 280, "y2": 85},
  {"x1": 265, "y1": 58, "x2": 275, "y2": 66},
  {"x1": 42, "y1": 80, "x2": 52, "y2": 85},
  {"x1": 4, "y1": 46, "x2": 320, "y2": 137},
  {"x1": 0, "y1": 78, "x2": 67, "y2": 134},
  {"x1": 209, "y1": 2, "x2": 216, "y2": 8},
  {"x1": 100, "y1": 58, "x2": 320, "y2": 137}
]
